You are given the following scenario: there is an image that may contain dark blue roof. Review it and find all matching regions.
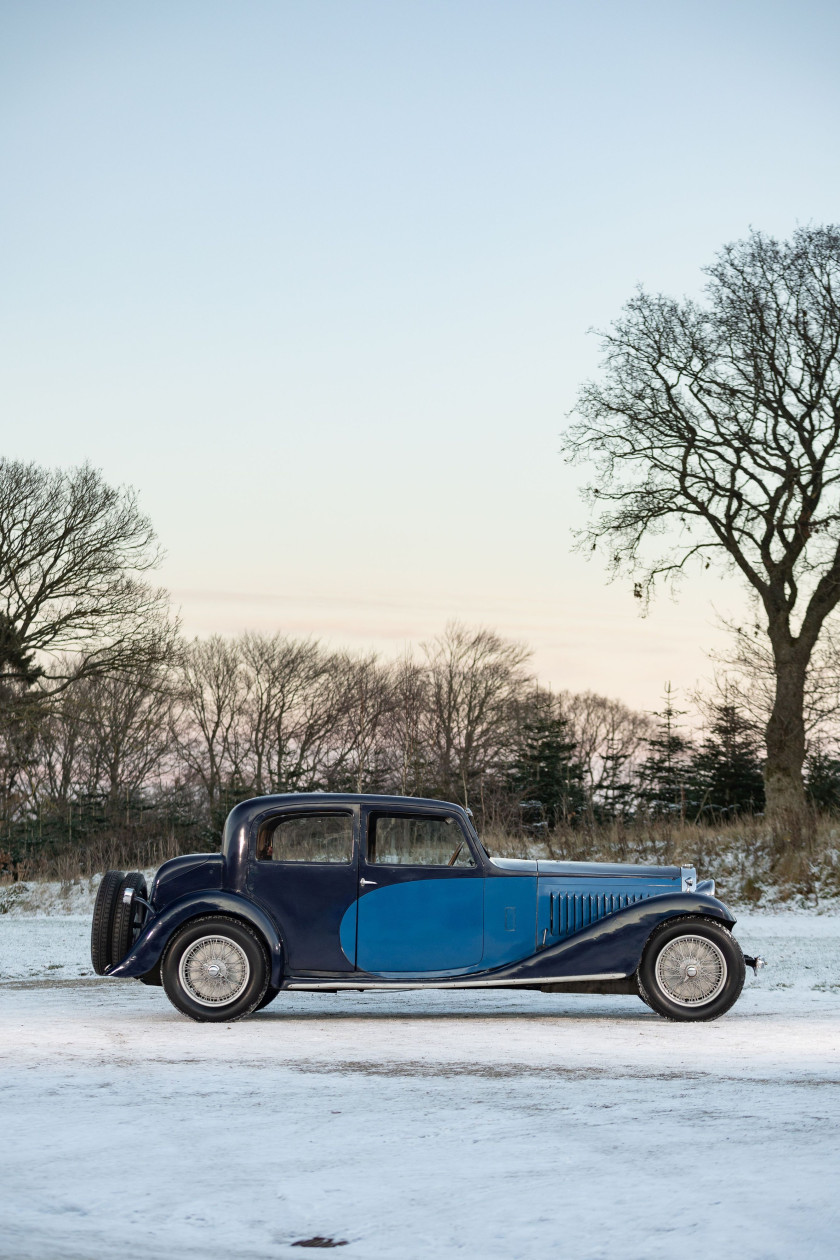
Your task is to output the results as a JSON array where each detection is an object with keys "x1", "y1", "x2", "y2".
[
  {"x1": 232, "y1": 791, "x2": 464, "y2": 812},
  {"x1": 221, "y1": 792, "x2": 470, "y2": 859}
]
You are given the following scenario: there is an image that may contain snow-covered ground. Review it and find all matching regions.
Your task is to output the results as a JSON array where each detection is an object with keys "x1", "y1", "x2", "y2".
[{"x1": 1, "y1": 910, "x2": 839, "y2": 1259}]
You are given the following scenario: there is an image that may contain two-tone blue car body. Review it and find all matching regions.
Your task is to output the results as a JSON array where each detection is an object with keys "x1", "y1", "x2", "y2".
[{"x1": 91, "y1": 793, "x2": 761, "y2": 1022}]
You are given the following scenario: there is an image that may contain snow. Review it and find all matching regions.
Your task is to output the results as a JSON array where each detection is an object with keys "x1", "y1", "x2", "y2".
[
  {"x1": 0, "y1": 871, "x2": 155, "y2": 921},
  {"x1": 1, "y1": 911, "x2": 839, "y2": 1258}
]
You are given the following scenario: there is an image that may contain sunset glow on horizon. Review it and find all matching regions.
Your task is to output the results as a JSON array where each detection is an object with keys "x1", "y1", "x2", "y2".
[{"x1": 3, "y1": 0, "x2": 838, "y2": 713}]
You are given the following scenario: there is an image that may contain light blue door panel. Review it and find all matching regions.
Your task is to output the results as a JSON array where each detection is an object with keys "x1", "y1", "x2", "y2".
[
  {"x1": 353, "y1": 878, "x2": 484, "y2": 974},
  {"x1": 482, "y1": 876, "x2": 538, "y2": 968}
]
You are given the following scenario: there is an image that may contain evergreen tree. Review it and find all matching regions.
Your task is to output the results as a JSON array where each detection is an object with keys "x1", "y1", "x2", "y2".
[
  {"x1": 594, "y1": 736, "x2": 634, "y2": 822},
  {"x1": 636, "y1": 684, "x2": 692, "y2": 816},
  {"x1": 0, "y1": 612, "x2": 42, "y2": 691},
  {"x1": 690, "y1": 702, "x2": 764, "y2": 818},
  {"x1": 0, "y1": 612, "x2": 44, "y2": 865},
  {"x1": 805, "y1": 744, "x2": 840, "y2": 813},
  {"x1": 509, "y1": 697, "x2": 586, "y2": 827}
]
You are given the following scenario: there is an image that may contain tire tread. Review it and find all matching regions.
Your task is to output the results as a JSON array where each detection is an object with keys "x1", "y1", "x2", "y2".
[{"x1": 90, "y1": 870, "x2": 125, "y2": 975}]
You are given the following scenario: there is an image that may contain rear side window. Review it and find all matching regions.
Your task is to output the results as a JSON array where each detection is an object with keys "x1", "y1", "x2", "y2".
[
  {"x1": 257, "y1": 813, "x2": 354, "y2": 863},
  {"x1": 368, "y1": 814, "x2": 474, "y2": 867}
]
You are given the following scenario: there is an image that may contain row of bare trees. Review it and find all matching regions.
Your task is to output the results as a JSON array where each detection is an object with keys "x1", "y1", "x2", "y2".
[
  {"x1": 6, "y1": 625, "x2": 653, "y2": 849},
  {"x1": 8, "y1": 226, "x2": 840, "y2": 859},
  {"x1": 0, "y1": 457, "x2": 655, "y2": 873}
]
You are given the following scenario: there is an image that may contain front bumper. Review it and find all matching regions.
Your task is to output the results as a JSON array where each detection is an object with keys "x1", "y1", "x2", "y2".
[{"x1": 743, "y1": 954, "x2": 766, "y2": 974}]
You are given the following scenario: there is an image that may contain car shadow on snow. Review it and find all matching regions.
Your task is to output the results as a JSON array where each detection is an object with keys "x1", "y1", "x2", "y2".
[{"x1": 251, "y1": 1001, "x2": 655, "y2": 1024}]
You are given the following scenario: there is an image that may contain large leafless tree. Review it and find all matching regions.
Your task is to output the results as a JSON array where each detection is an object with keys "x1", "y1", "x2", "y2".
[
  {"x1": 565, "y1": 226, "x2": 840, "y2": 838},
  {"x1": 0, "y1": 459, "x2": 175, "y2": 691}
]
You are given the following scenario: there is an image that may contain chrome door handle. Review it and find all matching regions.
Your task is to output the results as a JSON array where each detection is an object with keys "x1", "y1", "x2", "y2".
[{"x1": 359, "y1": 878, "x2": 378, "y2": 887}]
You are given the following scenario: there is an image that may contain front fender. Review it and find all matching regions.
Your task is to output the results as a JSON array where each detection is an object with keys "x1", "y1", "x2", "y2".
[
  {"x1": 106, "y1": 891, "x2": 285, "y2": 987},
  {"x1": 488, "y1": 892, "x2": 736, "y2": 985}
]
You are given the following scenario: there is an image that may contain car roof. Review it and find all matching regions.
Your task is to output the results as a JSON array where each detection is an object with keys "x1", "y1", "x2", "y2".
[
  {"x1": 221, "y1": 792, "x2": 472, "y2": 857},
  {"x1": 233, "y1": 791, "x2": 465, "y2": 811}
]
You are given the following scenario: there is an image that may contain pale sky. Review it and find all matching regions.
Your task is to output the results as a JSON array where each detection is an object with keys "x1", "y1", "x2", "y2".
[{"x1": 2, "y1": 0, "x2": 839, "y2": 709}]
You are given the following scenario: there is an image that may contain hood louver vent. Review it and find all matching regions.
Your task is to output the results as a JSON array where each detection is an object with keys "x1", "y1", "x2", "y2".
[{"x1": 556, "y1": 890, "x2": 648, "y2": 938}]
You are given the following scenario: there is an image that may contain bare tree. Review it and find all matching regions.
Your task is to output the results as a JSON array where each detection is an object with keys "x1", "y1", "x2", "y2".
[
  {"x1": 32, "y1": 672, "x2": 89, "y2": 809},
  {"x1": 33, "y1": 662, "x2": 176, "y2": 811},
  {"x1": 557, "y1": 690, "x2": 653, "y2": 806},
  {"x1": 709, "y1": 607, "x2": 840, "y2": 748},
  {"x1": 565, "y1": 226, "x2": 840, "y2": 838},
  {"x1": 77, "y1": 666, "x2": 176, "y2": 808},
  {"x1": 331, "y1": 652, "x2": 393, "y2": 793},
  {"x1": 0, "y1": 459, "x2": 175, "y2": 691},
  {"x1": 240, "y1": 632, "x2": 343, "y2": 793},
  {"x1": 423, "y1": 623, "x2": 531, "y2": 811},
  {"x1": 384, "y1": 651, "x2": 431, "y2": 796},
  {"x1": 174, "y1": 636, "x2": 250, "y2": 815}
]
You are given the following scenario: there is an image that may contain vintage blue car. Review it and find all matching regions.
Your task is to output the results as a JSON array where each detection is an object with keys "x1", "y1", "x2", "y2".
[{"x1": 91, "y1": 793, "x2": 762, "y2": 1022}]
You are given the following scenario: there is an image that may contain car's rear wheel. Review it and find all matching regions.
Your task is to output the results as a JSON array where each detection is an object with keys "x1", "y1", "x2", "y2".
[
  {"x1": 161, "y1": 916, "x2": 269, "y2": 1022},
  {"x1": 90, "y1": 870, "x2": 125, "y2": 975},
  {"x1": 637, "y1": 918, "x2": 745, "y2": 1022}
]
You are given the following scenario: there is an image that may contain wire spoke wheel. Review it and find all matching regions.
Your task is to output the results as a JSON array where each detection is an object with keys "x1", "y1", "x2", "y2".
[
  {"x1": 654, "y1": 934, "x2": 727, "y2": 1007},
  {"x1": 178, "y1": 935, "x2": 251, "y2": 1006}
]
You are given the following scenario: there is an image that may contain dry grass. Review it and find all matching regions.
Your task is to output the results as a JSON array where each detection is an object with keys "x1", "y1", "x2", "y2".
[
  {"x1": 0, "y1": 830, "x2": 196, "y2": 884},
  {"x1": 484, "y1": 814, "x2": 840, "y2": 907},
  {"x1": 3, "y1": 814, "x2": 840, "y2": 908}
]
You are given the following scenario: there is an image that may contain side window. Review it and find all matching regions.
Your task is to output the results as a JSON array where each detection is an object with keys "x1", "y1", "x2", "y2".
[
  {"x1": 368, "y1": 815, "x2": 475, "y2": 867},
  {"x1": 257, "y1": 813, "x2": 354, "y2": 864}
]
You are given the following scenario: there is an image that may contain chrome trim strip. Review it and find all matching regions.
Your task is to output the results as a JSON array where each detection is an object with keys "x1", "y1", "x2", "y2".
[{"x1": 286, "y1": 972, "x2": 628, "y2": 991}]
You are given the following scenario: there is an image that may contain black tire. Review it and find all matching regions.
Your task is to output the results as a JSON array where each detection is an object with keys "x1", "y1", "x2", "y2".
[
  {"x1": 111, "y1": 873, "x2": 148, "y2": 967},
  {"x1": 637, "y1": 917, "x2": 745, "y2": 1022},
  {"x1": 161, "y1": 916, "x2": 269, "y2": 1023},
  {"x1": 255, "y1": 984, "x2": 281, "y2": 1011},
  {"x1": 90, "y1": 870, "x2": 125, "y2": 975}
]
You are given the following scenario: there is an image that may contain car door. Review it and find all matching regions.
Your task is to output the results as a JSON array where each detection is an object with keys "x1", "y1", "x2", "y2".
[
  {"x1": 355, "y1": 806, "x2": 484, "y2": 975},
  {"x1": 248, "y1": 805, "x2": 359, "y2": 973}
]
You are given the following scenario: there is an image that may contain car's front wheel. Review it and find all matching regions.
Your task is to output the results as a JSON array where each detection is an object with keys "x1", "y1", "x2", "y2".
[
  {"x1": 637, "y1": 918, "x2": 745, "y2": 1022},
  {"x1": 161, "y1": 916, "x2": 269, "y2": 1022}
]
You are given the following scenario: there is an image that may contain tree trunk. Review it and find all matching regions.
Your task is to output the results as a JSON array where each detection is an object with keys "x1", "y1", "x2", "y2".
[{"x1": 764, "y1": 653, "x2": 809, "y2": 846}]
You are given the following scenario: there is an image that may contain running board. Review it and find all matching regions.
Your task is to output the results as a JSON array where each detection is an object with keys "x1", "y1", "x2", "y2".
[{"x1": 285, "y1": 972, "x2": 628, "y2": 992}]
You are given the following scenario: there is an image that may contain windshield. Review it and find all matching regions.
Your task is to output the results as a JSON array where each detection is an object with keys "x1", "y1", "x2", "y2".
[{"x1": 465, "y1": 816, "x2": 491, "y2": 859}]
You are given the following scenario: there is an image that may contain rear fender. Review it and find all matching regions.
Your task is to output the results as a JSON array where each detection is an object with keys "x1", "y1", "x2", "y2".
[
  {"x1": 487, "y1": 892, "x2": 736, "y2": 985},
  {"x1": 106, "y1": 892, "x2": 285, "y2": 987}
]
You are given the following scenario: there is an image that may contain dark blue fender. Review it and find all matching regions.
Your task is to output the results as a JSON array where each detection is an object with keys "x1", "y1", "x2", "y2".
[
  {"x1": 477, "y1": 892, "x2": 736, "y2": 986},
  {"x1": 106, "y1": 892, "x2": 285, "y2": 987}
]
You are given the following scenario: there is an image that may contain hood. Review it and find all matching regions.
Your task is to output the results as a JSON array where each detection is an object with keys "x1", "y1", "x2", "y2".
[{"x1": 536, "y1": 859, "x2": 683, "y2": 881}]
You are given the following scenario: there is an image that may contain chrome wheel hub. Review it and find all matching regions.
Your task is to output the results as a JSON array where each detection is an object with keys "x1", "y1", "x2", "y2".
[
  {"x1": 179, "y1": 935, "x2": 250, "y2": 1006},
  {"x1": 654, "y1": 934, "x2": 727, "y2": 1006}
]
